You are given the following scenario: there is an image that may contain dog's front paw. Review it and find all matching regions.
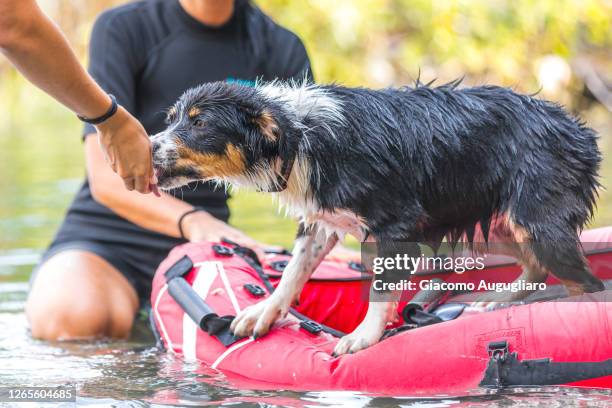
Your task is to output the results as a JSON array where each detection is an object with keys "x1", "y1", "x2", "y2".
[
  {"x1": 331, "y1": 301, "x2": 395, "y2": 356},
  {"x1": 230, "y1": 293, "x2": 292, "y2": 339},
  {"x1": 333, "y1": 324, "x2": 385, "y2": 356}
]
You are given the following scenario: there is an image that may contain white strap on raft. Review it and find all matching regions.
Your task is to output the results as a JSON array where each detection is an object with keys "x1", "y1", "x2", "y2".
[{"x1": 183, "y1": 262, "x2": 220, "y2": 361}]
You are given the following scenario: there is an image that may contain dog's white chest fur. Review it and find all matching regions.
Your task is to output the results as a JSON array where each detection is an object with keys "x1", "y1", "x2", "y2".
[{"x1": 272, "y1": 159, "x2": 368, "y2": 241}]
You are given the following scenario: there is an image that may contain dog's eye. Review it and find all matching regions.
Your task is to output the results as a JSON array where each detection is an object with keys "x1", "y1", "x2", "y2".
[{"x1": 193, "y1": 119, "x2": 205, "y2": 128}]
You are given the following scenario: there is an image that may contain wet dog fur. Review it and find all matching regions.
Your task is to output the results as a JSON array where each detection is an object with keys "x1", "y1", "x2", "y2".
[{"x1": 151, "y1": 79, "x2": 604, "y2": 355}]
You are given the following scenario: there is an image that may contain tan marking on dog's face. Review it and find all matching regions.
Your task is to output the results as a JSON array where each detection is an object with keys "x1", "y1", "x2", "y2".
[
  {"x1": 167, "y1": 106, "x2": 178, "y2": 122},
  {"x1": 188, "y1": 106, "x2": 201, "y2": 119},
  {"x1": 255, "y1": 109, "x2": 280, "y2": 142},
  {"x1": 177, "y1": 143, "x2": 247, "y2": 178}
]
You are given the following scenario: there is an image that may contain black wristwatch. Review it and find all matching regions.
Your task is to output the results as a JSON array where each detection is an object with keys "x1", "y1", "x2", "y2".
[{"x1": 77, "y1": 94, "x2": 118, "y2": 125}]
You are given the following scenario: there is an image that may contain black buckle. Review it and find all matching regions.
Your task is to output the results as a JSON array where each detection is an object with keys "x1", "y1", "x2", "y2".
[
  {"x1": 299, "y1": 320, "x2": 323, "y2": 334},
  {"x1": 488, "y1": 340, "x2": 509, "y2": 362},
  {"x1": 212, "y1": 244, "x2": 234, "y2": 256},
  {"x1": 401, "y1": 303, "x2": 423, "y2": 323},
  {"x1": 243, "y1": 283, "x2": 266, "y2": 298},
  {"x1": 269, "y1": 260, "x2": 288, "y2": 272}
]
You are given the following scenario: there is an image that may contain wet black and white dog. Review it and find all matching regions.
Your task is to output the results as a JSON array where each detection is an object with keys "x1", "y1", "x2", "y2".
[{"x1": 151, "y1": 80, "x2": 604, "y2": 355}]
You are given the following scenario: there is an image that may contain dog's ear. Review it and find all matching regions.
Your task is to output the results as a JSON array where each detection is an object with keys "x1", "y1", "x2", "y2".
[
  {"x1": 241, "y1": 105, "x2": 282, "y2": 159},
  {"x1": 252, "y1": 108, "x2": 297, "y2": 163},
  {"x1": 243, "y1": 104, "x2": 297, "y2": 171},
  {"x1": 240, "y1": 101, "x2": 280, "y2": 142},
  {"x1": 253, "y1": 109, "x2": 280, "y2": 142}
]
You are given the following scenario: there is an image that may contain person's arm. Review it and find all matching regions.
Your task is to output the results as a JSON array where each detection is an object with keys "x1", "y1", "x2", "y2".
[
  {"x1": 85, "y1": 135, "x2": 264, "y2": 251},
  {"x1": 0, "y1": 0, "x2": 155, "y2": 193}
]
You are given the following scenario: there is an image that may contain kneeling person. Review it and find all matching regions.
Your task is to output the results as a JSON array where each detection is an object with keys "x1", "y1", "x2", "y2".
[{"x1": 26, "y1": 0, "x2": 312, "y2": 340}]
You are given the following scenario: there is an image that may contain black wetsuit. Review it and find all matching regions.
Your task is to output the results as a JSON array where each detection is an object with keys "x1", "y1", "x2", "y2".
[{"x1": 37, "y1": 0, "x2": 311, "y2": 302}]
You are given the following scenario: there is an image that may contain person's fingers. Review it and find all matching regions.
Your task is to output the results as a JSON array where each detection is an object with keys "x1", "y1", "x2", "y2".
[
  {"x1": 134, "y1": 175, "x2": 149, "y2": 194},
  {"x1": 151, "y1": 171, "x2": 158, "y2": 185},
  {"x1": 143, "y1": 145, "x2": 155, "y2": 188},
  {"x1": 234, "y1": 236, "x2": 259, "y2": 248},
  {"x1": 123, "y1": 177, "x2": 136, "y2": 191},
  {"x1": 263, "y1": 245, "x2": 285, "y2": 253},
  {"x1": 231, "y1": 235, "x2": 267, "y2": 260},
  {"x1": 150, "y1": 184, "x2": 161, "y2": 197},
  {"x1": 229, "y1": 237, "x2": 266, "y2": 259},
  {"x1": 223, "y1": 233, "x2": 253, "y2": 247},
  {"x1": 252, "y1": 247, "x2": 266, "y2": 261}
]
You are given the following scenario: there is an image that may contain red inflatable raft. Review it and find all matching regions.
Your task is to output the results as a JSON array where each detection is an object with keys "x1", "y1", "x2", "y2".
[{"x1": 151, "y1": 228, "x2": 612, "y2": 395}]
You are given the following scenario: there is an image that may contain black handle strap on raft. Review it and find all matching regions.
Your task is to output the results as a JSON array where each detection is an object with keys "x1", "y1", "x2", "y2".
[
  {"x1": 401, "y1": 305, "x2": 443, "y2": 327},
  {"x1": 220, "y1": 239, "x2": 346, "y2": 338},
  {"x1": 479, "y1": 340, "x2": 612, "y2": 388},
  {"x1": 164, "y1": 255, "x2": 242, "y2": 347},
  {"x1": 382, "y1": 278, "x2": 455, "y2": 340}
]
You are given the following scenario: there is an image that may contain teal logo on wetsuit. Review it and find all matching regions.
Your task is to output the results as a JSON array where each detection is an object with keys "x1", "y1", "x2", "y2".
[{"x1": 226, "y1": 77, "x2": 256, "y2": 87}]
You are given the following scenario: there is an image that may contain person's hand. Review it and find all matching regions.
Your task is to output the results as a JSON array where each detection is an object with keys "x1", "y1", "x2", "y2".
[
  {"x1": 182, "y1": 210, "x2": 267, "y2": 259},
  {"x1": 95, "y1": 106, "x2": 158, "y2": 194}
]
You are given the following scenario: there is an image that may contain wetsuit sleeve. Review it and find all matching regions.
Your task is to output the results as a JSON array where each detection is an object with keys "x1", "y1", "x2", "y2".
[
  {"x1": 267, "y1": 28, "x2": 314, "y2": 82},
  {"x1": 282, "y1": 33, "x2": 313, "y2": 82},
  {"x1": 82, "y1": 11, "x2": 142, "y2": 137}
]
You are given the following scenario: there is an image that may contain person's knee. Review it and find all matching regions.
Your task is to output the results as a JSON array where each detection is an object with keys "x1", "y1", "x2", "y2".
[
  {"x1": 27, "y1": 283, "x2": 115, "y2": 340},
  {"x1": 26, "y1": 251, "x2": 138, "y2": 340}
]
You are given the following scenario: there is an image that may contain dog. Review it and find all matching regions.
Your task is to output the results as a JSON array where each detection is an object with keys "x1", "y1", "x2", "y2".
[{"x1": 151, "y1": 79, "x2": 605, "y2": 355}]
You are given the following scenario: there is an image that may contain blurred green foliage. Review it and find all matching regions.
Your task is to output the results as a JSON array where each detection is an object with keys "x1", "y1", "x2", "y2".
[
  {"x1": 256, "y1": 0, "x2": 611, "y2": 89},
  {"x1": 0, "y1": 0, "x2": 611, "y2": 257},
  {"x1": 1, "y1": 0, "x2": 607, "y2": 88}
]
